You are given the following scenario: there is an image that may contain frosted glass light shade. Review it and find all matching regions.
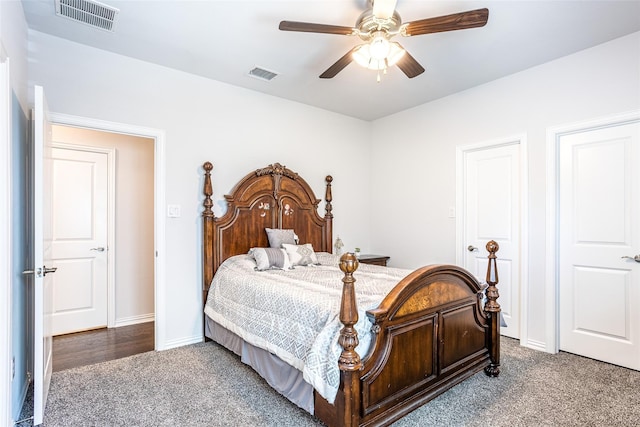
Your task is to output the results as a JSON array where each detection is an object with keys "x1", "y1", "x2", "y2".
[{"x1": 353, "y1": 41, "x2": 405, "y2": 70}]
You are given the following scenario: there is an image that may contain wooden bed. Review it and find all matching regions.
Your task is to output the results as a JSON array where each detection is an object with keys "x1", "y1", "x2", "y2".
[{"x1": 201, "y1": 161, "x2": 501, "y2": 427}]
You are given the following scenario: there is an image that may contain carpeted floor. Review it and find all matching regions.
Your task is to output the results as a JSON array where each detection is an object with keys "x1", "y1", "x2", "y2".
[{"x1": 20, "y1": 338, "x2": 640, "y2": 426}]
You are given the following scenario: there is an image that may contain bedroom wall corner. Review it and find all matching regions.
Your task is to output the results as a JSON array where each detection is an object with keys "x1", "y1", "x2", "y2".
[
  {"x1": 27, "y1": 30, "x2": 374, "y2": 348},
  {"x1": 370, "y1": 31, "x2": 640, "y2": 351}
]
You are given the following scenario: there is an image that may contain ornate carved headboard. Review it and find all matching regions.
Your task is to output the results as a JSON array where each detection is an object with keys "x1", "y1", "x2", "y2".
[{"x1": 202, "y1": 162, "x2": 333, "y2": 295}]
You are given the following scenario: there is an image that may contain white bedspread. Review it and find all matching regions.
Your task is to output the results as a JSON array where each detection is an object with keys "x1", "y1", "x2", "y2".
[{"x1": 204, "y1": 252, "x2": 410, "y2": 404}]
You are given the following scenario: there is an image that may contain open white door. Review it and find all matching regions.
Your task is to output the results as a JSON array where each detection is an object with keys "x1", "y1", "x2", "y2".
[{"x1": 32, "y1": 85, "x2": 55, "y2": 425}]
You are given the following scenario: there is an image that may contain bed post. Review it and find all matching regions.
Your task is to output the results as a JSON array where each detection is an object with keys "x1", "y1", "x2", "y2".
[
  {"x1": 483, "y1": 240, "x2": 501, "y2": 377},
  {"x1": 325, "y1": 175, "x2": 333, "y2": 253},
  {"x1": 337, "y1": 253, "x2": 362, "y2": 427},
  {"x1": 202, "y1": 162, "x2": 215, "y2": 305}
]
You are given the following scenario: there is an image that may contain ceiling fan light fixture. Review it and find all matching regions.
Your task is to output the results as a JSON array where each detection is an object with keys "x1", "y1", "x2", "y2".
[
  {"x1": 369, "y1": 33, "x2": 390, "y2": 60},
  {"x1": 353, "y1": 40, "x2": 405, "y2": 71},
  {"x1": 353, "y1": 44, "x2": 380, "y2": 70}
]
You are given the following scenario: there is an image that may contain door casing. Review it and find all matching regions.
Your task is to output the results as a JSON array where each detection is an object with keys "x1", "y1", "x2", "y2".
[
  {"x1": 0, "y1": 43, "x2": 13, "y2": 426},
  {"x1": 50, "y1": 113, "x2": 167, "y2": 351}
]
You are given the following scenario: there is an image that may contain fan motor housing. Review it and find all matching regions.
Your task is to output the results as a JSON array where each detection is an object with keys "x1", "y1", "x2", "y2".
[{"x1": 356, "y1": 9, "x2": 402, "y2": 41}]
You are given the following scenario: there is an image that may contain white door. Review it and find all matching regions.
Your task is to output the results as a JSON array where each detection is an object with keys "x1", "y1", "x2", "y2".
[
  {"x1": 32, "y1": 85, "x2": 54, "y2": 426},
  {"x1": 558, "y1": 121, "x2": 640, "y2": 370},
  {"x1": 51, "y1": 147, "x2": 108, "y2": 335},
  {"x1": 460, "y1": 141, "x2": 522, "y2": 339}
]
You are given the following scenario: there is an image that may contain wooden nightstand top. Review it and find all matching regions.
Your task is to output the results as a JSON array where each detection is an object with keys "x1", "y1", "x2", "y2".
[{"x1": 356, "y1": 254, "x2": 390, "y2": 266}]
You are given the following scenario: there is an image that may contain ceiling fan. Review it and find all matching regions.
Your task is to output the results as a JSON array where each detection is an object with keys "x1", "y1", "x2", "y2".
[{"x1": 279, "y1": 0, "x2": 489, "y2": 80}]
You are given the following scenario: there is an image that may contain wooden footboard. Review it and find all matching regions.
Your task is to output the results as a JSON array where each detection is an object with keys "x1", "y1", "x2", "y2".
[{"x1": 316, "y1": 242, "x2": 500, "y2": 427}]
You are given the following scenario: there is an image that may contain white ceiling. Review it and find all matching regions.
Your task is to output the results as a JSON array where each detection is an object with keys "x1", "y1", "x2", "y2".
[{"x1": 21, "y1": 0, "x2": 640, "y2": 121}]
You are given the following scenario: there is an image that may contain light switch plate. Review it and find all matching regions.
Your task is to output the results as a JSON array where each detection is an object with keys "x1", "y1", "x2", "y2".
[{"x1": 167, "y1": 204, "x2": 181, "y2": 218}]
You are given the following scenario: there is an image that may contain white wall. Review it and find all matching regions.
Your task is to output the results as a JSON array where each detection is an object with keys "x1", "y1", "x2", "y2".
[
  {"x1": 28, "y1": 30, "x2": 373, "y2": 347},
  {"x1": 1, "y1": 0, "x2": 30, "y2": 422},
  {"x1": 370, "y1": 32, "x2": 640, "y2": 348},
  {"x1": 23, "y1": 4, "x2": 639, "y2": 359},
  {"x1": 51, "y1": 125, "x2": 155, "y2": 326}
]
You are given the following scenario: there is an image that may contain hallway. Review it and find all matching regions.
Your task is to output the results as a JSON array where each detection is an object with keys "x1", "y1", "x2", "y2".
[{"x1": 53, "y1": 322, "x2": 154, "y2": 372}]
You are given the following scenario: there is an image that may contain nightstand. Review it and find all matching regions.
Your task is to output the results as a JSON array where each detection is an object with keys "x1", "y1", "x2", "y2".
[{"x1": 357, "y1": 254, "x2": 390, "y2": 267}]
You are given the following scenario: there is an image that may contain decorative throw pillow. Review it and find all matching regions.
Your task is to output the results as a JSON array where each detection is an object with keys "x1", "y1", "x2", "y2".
[
  {"x1": 249, "y1": 248, "x2": 292, "y2": 271},
  {"x1": 282, "y1": 243, "x2": 319, "y2": 266},
  {"x1": 265, "y1": 228, "x2": 297, "y2": 248}
]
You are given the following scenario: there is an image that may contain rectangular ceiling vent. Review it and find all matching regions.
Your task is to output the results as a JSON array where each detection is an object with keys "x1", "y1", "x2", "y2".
[
  {"x1": 248, "y1": 67, "x2": 279, "y2": 82},
  {"x1": 55, "y1": 0, "x2": 120, "y2": 32}
]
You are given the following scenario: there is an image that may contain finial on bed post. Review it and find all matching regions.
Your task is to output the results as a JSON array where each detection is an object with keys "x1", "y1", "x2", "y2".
[
  {"x1": 483, "y1": 240, "x2": 501, "y2": 377},
  {"x1": 202, "y1": 162, "x2": 215, "y2": 305},
  {"x1": 338, "y1": 252, "x2": 361, "y2": 427},
  {"x1": 325, "y1": 175, "x2": 333, "y2": 253}
]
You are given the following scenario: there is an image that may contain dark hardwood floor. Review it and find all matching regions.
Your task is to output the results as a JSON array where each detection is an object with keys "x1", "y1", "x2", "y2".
[{"x1": 52, "y1": 322, "x2": 155, "y2": 372}]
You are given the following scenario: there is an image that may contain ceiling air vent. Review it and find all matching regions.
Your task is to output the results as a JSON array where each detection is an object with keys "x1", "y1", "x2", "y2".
[
  {"x1": 248, "y1": 67, "x2": 279, "y2": 82},
  {"x1": 55, "y1": 0, "x2": 119, "y2": 32}
]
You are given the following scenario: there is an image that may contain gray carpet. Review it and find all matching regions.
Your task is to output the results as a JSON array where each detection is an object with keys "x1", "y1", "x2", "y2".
[{"x1": 27, "y1": 338, "x2": 640, "y2": 426}]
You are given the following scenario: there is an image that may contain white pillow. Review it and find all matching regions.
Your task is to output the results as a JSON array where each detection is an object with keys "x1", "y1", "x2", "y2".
[
  {"x1": 282, "y1": 243, "x2": 319, "y2": 266},
  {"x1": 265, "y1": 228, "x2": 297, "y2": 248},
  {"x1": 248, "y1": 248, "x2": 292, "y2": 271}
]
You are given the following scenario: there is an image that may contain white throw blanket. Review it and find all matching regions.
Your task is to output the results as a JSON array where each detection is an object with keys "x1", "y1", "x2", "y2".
[{"x1": 204, "y1": 252, "x2": 410, "y2": 403}]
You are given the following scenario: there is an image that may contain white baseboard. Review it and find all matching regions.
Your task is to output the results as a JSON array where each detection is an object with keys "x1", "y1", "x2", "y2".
[
  {"x1": 114, "y1": 313, "x2": 154, "y2": 328},
  {"x1": 522, "y1": 338, "x2": 549, "y2": 353},
  {"x1": 160, "y1": 335, "x2": 202, "y2": 351}
]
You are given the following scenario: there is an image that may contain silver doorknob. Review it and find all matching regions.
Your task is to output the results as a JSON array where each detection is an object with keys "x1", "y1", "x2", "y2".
[
  {"x1": 43, "y1": 266, "x2": 57, "y2": 276},
  {"x1": 621, "y1": 255, "x2": 640, "y2": 263},
  {"x1": 23, "y1": 267, "x2": 57, "y2": 277},
  {"x1": 90, "y1": 247, "x2": 106, "y2": 252},
  {"x1": 467, "y1": 245, "x2": 478, "y2": 252}
]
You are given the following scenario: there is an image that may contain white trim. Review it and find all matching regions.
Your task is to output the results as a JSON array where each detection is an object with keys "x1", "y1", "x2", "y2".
[
  {"x1": 114, "y1": 313, "x2": 154, "y2": 328},
  {"x1": 456, "y1": 133, "x2": 529, "y2": 343},
  {"x1": 51, "y1": 142, "x2": 117, "y2": 328},
  {"x1": 545, "y1": 110, "x2": 640, "y2": 355},
  {"x1": 0, "y1": 45, "x2": 13, "y2": 426},
  {"x1": 524, "y1": 339, "x2": 547, "y2": 353},
  {"x1": 49, "y1": 113, "x2": 168, "y2": 351},
  {"x1": 162, "y1": 335, "x2": 202, "y2": 351}
]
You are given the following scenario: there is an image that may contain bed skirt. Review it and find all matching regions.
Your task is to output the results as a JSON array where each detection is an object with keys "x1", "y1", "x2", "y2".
[{"x1": 205, "y1": 316, "x2": 315, "y2": 413}]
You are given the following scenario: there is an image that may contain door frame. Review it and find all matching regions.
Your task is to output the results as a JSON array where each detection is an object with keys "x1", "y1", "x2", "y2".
[
  {"x1": 545, "y1": 110, "x2": 640, "y2": 354},
  {"x1": 50, "y1": 112, "x2": 167, "y2": 350},
  {"x1": 51, "y1": 143, "x2": 116, "y2": 328},
  {"x1": 0, "y1": 44, "x2": 12, "y2": 426},
  {"x1": 455, "y1": 133, "x2": 529, "y2": 343}
]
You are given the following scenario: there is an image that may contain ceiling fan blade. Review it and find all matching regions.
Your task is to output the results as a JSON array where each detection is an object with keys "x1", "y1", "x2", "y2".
[
  {"x1": 403, "y1": 8, "x2": 489, "y2": 36},
  {"x1": 395, "y1": 49, "x2": 425, "y2": 78},
  {"x1": 279, "y1": 21, "x2": 354, "y2": 35},
  {"x1": 319, "y1": 47, "x2": 358, "y2": 79},
  {"x1": 372, "y1": 0, "x2": 398, "y2": 19}
]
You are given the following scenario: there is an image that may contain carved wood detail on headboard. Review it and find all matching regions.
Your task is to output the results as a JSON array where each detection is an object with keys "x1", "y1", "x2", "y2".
[{"x1": 202, "y1": 162, "x2": 333, "y2": 297}]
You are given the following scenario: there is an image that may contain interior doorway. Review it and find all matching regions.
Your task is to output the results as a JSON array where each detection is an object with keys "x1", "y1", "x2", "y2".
[
  {"x1": 47, "y1": 113, "x2": 166, "y2": 354},
  {"x1": 51, "y1": 125, "x2": 155, "y2": 339}
]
